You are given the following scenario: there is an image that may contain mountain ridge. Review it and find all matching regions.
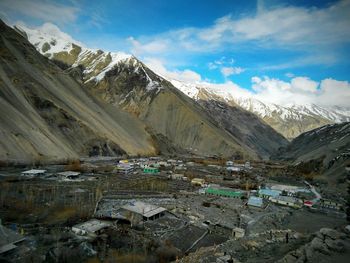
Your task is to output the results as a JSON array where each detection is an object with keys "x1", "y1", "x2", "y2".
[
  {"x1": 1, "y1": 20, "x2": 291, "y2": 163},
  {"x1": 170, "y1": 80, "x2": 350, "y2": 139}
]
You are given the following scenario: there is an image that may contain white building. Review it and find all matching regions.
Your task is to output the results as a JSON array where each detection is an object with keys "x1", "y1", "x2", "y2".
[
  {"x1": 72, "y1": 219, "x2": 112, "y2": 236},
  {"x1": 21, "y1": 169, "x2": 46, "y2": 177}
]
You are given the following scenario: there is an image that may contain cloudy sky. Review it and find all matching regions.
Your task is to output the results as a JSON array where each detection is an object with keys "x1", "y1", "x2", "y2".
[{"x1": 1, "y1": 0, "x2": 350, "y2": 107}]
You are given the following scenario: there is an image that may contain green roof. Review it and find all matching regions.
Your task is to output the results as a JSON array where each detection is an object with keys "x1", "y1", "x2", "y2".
[
  {"x1": 205, "y1": 187, "x2": 242, "y2": 198},
  {"x1": 143, "y1": 168, "x2": 159, "y2": 173}
]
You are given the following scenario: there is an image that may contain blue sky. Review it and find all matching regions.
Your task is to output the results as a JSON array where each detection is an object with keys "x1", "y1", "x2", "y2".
[{"x1": 1, "y1": 0, "x2": 350, "y2": 106}]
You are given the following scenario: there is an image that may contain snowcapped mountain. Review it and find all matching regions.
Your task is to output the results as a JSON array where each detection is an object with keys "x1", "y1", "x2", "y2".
[
  {"x1": 14, "y1": 22, "x2": 350, "y2": 141},
  {"x1": 170, "y1": 80, "x2": 350, "y2": 140},
  {"x1": 14, "y1": 23, "x2": 162, "y2": 92}
]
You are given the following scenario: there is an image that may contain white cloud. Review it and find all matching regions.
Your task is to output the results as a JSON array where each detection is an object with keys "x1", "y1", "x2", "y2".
[
  {"x1": 128, "y1": 37, "x2": 169, "y2": 55},
  {"x1": 221, "y1": 66, "x2": 245, "y2": 77},
  {"x1": 144, "y1": 57, "x2": 202, "y2": 83},
  {"x1": 251, "y1": 76, "x2": 350, "y2": 107},
  {"x1": 197, "y1": 0, "x2": 350, "y2": 47},
  {"x1": 126, "y1": 1, "x2": 350, "y2": 67},
  {"x1": 0, "y1": 0, "x2": 80, "y2": 25}
]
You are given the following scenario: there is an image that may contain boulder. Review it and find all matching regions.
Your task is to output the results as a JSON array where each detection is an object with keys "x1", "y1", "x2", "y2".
[
  {"x1": 309, "y1": 237, "x2": 330, "y2": 255},
  {"x1": 324, "y1": 238, "x2": 345, "y2": 252},
  {"x1": 319, "y1": 228, "x2": 341, "y2": 240}
]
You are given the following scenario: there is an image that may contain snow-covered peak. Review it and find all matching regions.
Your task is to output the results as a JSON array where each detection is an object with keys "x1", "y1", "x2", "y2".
[
  {"x1": 170, "y1": 78, "x2": 350, "y2": 124},
  {"x1": 15, "y1": 22, "x2": 84, "y2": 57}
]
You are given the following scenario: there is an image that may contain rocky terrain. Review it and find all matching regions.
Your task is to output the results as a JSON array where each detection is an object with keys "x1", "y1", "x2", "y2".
[
  {"x1": 274, "y1": 122, "x2": 350, "y2": 192},
  {"x1": 198, "y1": 99, "x2": 289, "y2": 159},
  {"x1": 178, "y1": 227, "x2": 350, "y2": 263}
]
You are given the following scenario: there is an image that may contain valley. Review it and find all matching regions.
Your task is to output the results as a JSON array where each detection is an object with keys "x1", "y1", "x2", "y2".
[{"x1": 0, "y1": 10, "x2": 350, "y2": 263}]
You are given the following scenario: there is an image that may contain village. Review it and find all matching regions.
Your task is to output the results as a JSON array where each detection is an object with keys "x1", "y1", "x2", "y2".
[{"x1": 0, "y1": 156, "x2": 349, "y2": 262}]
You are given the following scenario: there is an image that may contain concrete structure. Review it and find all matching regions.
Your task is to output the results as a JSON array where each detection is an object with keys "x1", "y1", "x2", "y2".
[
  {"x1": 191, "y1": 178, "x2": 206, "y2": 186},
  {"x1": 270, "y1": 196, "x2": 302, "y2": 209},
  {"x1": 232, "y1": 227, "x2": 245, "y2": 238},
  {"x1": 72, "y1": 219, "x2": 112, "y2": 236},
  {"x1": 116, "y1": 163, "x2": 134, "y2": 174},
  {"x1": 57, "y1": 171, "x2": 80, "y2": 179},
  {"x1": 247, "y1": 196, "x2": 264, "y2": 208},
  {"x1": 259, "y1": 188, "x2": 281, "y2": 199},
  {"x1": 21, "y1": 169, "x2": 46, "y2": 177},
  {"x1": 114, "y1": 201, "x2": 167, "y2": 225},
  {"x1": 0, "y1": 221, "x2": 25, "y2": 254}
]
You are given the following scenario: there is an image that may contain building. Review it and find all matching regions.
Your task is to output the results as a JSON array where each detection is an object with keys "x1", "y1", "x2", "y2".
[
  {"x1": 303, "y1": 200, "x2": 314, "y2": 207},
  {"x1": 191, "y1": 178, "x2": 206, "y2": 186},
  {"x1": 114, "y1": 201, "x2": 167, "y2": 225},
  {"x1": 116, "y1": 163, "x2": 134, "y2": 174},
  {"x1": 270, "y1": 196, "x2": 302, "y2": 209},
  {"x1": 226, "y1": 166, "x2": 241, "y2": 172},
  {"x1": 143, "y1": 167, "x2": 159, "y2": 174},
  {"x1": 72, "y1": 219, "x2": 112, "y2": 236},
  {"x1": 226, "y1": 161, "x2": 234, "y2": 166},
  {"x1": 258, "y1": 188, "x2": 281, "y2": 199},
  {"x1": 244, "y1": 161, "x2": 251, "y2": 168},
  {"x1": 168, "y1": 174, "x2": 185, "y2": 180},
  {"x1": 319, "y1": 199, "x2": 343, "y2": 211},
  {"x1": 57, "y1": 171, "x2": 80, "y2": 179},
  {"x1": 232, "y1": 227, "x2": 245, "y2": 238},
  {"x1": 21, "y1": 169, "x2": 46, "y2": 178},
  {"x1": 0, "y1": 221, "x2": 25, "y2": 254},
  {"x1": 247, "y1": 196, "x2": 264, "y2": 208},
  {"x1": 205, "y1": 187, "x2": 243, "y2": 198}
]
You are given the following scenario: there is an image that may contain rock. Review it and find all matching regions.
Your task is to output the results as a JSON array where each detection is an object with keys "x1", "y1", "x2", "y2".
[
  {"x1": 345, "y1": 225, "x2": 350, "y2": 234},
  {"x1": 309, "y1": 237, "x2": 330, "y2": 255},
  {"x1": 324, "y1": 238, "x2": 345, "y2": 252},
  {"x1": 319, "y1": 228, "x2": 341, "y2": 240}
]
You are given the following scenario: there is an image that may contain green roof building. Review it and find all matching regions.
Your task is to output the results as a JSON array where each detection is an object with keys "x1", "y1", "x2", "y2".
[
  {"x1": 205, "y1": 187, "x2": 243, "y2": 198},
  {"x1": 143, "y1": 167, "x2": 159, "y2": 174}
]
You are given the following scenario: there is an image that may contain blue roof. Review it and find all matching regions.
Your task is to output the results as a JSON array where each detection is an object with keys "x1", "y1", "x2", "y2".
[
  {"x1": 259, "y1": 189, "x2": 281, "y2": 198},
  {"x1": 248, "y1": 196, "x2": 264, "y2": 207}
]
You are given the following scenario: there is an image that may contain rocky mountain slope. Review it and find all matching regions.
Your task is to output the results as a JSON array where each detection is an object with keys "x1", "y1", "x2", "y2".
[
  {"x1": 0, "y1": 20, "x2": 159, "y2": 163},
  {"x1": 171, "y1": 80, "x2": 350, "y2": 140},
  {"x1": 197, "y1": 98, "x2": 288, "y2": 159},
  {"x1": 7, "y1": 22, "x2": 291, "y2": 161},
  {"x1": 274, "y1": 122, "x2": 350, "y2": 191}
]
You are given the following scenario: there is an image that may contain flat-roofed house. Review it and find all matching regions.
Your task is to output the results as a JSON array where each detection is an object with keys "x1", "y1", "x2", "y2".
[
  {"x1": 72, "y1": 219, "x2": 112, "y2": 236},
  {"x1": 247, "y1": 196, "x2": 264, "y2": 208},
  {"x1": 21, "y1": 169, "x2": 46, "y2": 178},
  {"x1": 114, "y1": 201, "x2": 167, "y2": 225}
]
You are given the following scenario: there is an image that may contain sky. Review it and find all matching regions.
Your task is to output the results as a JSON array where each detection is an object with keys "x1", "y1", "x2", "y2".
[{"x1": 1, "y1": 0, "x2": 350, "y2": 107}]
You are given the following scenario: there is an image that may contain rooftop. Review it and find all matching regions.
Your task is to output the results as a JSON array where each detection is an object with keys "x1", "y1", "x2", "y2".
[
  {"x1": 72, "y1": 219, "x2": 112, "y2": 233},
  {"x1": 247, "y1": 196, "x2": 264, "y2": 207},
  {"x1": 0, "y1": 225, "x2": 25, "y2": 254},
  {"x1": 57, "y1": 171, "x2": 80, "y2": 177},
  {"x1": 259, "y1": 188, "x2": 281, "y2": 198},
  {"x1": 21, "y1": 169, "x2": 46, "y2": 174},
  {"x1": 121, "y1": 201, "x2": 167, "y2": 218}
]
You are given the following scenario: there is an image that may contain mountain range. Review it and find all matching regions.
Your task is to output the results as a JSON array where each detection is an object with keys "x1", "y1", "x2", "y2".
[
  {"x1": 17, "y1": 22, "x2": 350, "y2": 141},
  {"x1": 0, "y1": 20, "x2": 292, "y2": 163},
  {"x1": 170, "y1": 80, "x2": 350, "y2": 140}
]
